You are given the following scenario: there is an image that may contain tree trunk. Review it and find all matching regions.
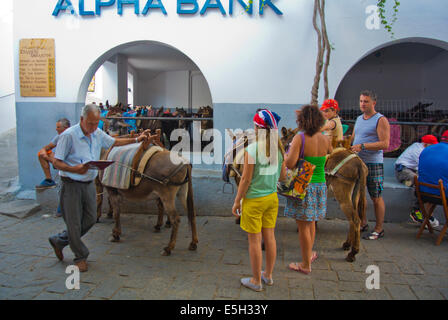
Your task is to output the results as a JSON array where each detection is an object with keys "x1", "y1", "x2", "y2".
[
  {"x1": 319, "y1": 0, "x2": 331, "y2": 101},
  {"x1": 311, "y1": 0, "x2": 324, "y2": 106}
]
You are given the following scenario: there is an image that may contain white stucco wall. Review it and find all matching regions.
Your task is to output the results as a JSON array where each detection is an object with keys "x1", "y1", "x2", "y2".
[
  {"x1": 12, "y1": 0, "x2": 448, "y2": 107},
  {"x1": 138, "y1": 70, "x2": 211, "y2": 110},
  {"x1": 85, "y1": 60, "x2": 119, "y2": 105},
  {"x1": 0, "y1": 0, "x2": 15, "y2": 134},
  {"x1": 0, "y1": 94, "x2": 16, "y2": 134},
  {"x1": 11, "y1": 0, "x2": 448, "y2": 189},
  {"x1": 192, "y1": 71, "x2": 212, "y2": 110},
  {"x1": 142, "y1": 70, "x2": 189, "y2": 109}
]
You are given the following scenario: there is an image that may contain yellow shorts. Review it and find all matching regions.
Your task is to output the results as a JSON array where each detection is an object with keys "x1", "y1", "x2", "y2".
[{"x1": 240, "y1": 192, "x2": 279, "y2": 234}]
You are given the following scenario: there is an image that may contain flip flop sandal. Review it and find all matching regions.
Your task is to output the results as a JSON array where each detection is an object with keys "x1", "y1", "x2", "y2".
[
  {"x1": 363, "y1": 230, "x2": 384, "y2": 240},
  {"x1": 311, "y1": 252, "x2": 318, "y2": 263},
  {"x1": 289, "y1": 262, "x2": 311, "y2": 275},
  {"x1": 360, "y1": 224, "x2": 369, "y2": 232}
]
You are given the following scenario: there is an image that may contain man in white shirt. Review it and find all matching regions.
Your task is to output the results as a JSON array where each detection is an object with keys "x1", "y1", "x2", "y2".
[
  {"x1": 48, "y1": 104, "x2": 152, "y2": 272},
  {"x1": 395, "y1": 134, "x2": 438, "y2": 187}
]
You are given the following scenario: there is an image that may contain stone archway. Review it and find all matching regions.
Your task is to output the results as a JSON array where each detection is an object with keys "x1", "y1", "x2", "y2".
[
  {"x1": 335, "y1": 37, "x2": 448, "y2": 155},
  {"x1": 77, "y1": 40, "x2": 213, "y2": 113}
]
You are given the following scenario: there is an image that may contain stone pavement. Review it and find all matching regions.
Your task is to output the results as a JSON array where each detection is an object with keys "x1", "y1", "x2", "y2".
[
  {"x1": 1, "y1": 128, "x2": 448, "y2": 301},
  {"x1": 1, "y1": 208, "x2": 448, "y2": 300}
]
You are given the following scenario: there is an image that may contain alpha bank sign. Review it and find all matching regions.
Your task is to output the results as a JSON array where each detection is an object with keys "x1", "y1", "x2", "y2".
[{"x1": 52, "y1": 0, "x2": 284, "y2": 16}]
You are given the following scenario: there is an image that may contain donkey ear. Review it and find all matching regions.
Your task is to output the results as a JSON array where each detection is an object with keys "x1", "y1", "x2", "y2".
[{"x1": 281, "y1": 126, "x2": 287, "y2": 137}]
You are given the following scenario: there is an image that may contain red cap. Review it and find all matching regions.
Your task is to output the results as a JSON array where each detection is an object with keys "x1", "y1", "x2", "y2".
[
  {"x1": 320, "y1": 99, "x2": 339, "y2": 111},
  {"x1": 442, "y1": 130, "x2": 448, "y2": 141},
  {"x1": 421, "y1": 134, "x2": 438, "y2": 145}
]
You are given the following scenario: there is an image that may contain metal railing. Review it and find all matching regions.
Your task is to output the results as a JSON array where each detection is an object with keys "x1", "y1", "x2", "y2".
[{"x1": 104, "y1": 116, "x2": 213, "y2": 121}]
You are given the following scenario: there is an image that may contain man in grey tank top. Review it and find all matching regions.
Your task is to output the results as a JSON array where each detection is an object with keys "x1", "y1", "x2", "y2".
[{"x1": 351, "y1": 90, "x2": 390, "y2": 240}]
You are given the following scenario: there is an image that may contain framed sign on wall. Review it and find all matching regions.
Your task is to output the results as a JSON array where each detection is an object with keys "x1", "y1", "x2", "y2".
[{"x1": 19, "y1": 38, "x2": 56, "y2": 97}]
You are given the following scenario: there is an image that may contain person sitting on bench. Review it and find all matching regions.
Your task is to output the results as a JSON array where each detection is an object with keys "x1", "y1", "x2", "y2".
[
  {"x1": 394, "y1": 135, "x2": 438, "y2": 223},
  {"x1": 36, "y1": 118, "x2": 71, "y2": 188},
  {"x1": 416, "y1": 130, "x2": 448, "y2": 227}
]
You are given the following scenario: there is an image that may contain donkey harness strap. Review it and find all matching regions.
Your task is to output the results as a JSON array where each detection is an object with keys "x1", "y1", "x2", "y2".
[{"x1": 326, "y1": 154, "x2": 358, "y2": 176}]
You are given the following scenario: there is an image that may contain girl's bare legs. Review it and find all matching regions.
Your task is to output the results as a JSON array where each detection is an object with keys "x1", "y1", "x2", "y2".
[
  {"x1": 261, "y1": 228, "x2": 276, "y2": 279},
  {"x1": 247, "y1": 232, "x2": 262, "y2": 285},
  {"x1": 296, "y1": 220, "x2": 316, "y2": 271}
]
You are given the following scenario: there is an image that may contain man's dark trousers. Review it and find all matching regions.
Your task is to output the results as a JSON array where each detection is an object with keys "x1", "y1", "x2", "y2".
[{"x1": 51, "y1": 178, "x2": 97, "y2": 263}]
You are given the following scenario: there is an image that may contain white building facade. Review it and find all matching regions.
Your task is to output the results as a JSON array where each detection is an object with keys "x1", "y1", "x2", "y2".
[{"x1": 11, "y1": 0, "x2": 448, "y2": 189}]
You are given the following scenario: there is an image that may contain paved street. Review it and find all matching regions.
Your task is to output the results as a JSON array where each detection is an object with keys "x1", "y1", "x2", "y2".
[
  {"x1": 1, "y1": 128, "x2": 448, "y2": 301},
  {"x1": 1, "y1": 209, "x2": 448, "y2": 300}
]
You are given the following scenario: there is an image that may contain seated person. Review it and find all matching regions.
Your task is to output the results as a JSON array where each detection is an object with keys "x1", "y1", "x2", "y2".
[
  {"x1": 415, "y1": 130, "x2": 448, "y2": 226},
  {"x1": 320, "y1": 99, "x2": 343, "y2": 147},
  {"x1": 395, "y1": 134, "x2": 438, "y2": 187},
  {"x1": 36, "y1": 118, "x2": 71, "y2": 188}
]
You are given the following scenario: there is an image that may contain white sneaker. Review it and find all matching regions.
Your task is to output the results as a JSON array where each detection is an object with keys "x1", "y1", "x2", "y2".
[
  {"x1": 425, "y1": 216, "x2": 440, "y2": 229},
  {"x1": 430, "y1": 217, "x2": 440, "y2": 228}
]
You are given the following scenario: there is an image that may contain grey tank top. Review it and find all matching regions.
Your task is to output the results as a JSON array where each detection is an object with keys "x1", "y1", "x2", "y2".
[{"x1": 353, "y1": 112, "x2": 384, "y2": 163}]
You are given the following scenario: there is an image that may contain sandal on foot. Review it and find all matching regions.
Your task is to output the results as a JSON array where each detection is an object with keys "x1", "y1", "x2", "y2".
[
  {"x1": 261, "y1": 271, "x2": 274, "y2": 286},
  {"x1": 311, "y1": 252, "x2": 318, "y2": 263},
  {"x1": 240, "y1": 277, "x2": 263, "y2": 292},
  {"x1": 360, "y1": 224, "x2": 369, "y2": 232},
  {"x1": 363, "y1": 230, "x2": 384, "y2": 240},
  {"x1": 289, "y1": 262, "x2": 311, "y2": 275}
]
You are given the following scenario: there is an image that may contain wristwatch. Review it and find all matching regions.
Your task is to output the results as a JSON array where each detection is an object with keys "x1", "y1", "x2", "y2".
[{"x1": 361, "y1": 143, "x2": 366, "y2": 150}]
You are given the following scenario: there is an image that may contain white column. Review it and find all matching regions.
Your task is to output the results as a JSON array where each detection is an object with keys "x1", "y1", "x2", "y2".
[{"x1": 117, "y1": 54, "x2": 128, "y2": 106}]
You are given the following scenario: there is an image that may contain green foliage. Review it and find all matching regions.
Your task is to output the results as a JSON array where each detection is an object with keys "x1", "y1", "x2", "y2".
[{"x1": 376, "y1": 0, "x2": 400, "y2": 38}]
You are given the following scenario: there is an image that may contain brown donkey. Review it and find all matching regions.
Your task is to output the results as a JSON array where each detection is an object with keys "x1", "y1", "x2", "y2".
[
  {"x1": 325, "y1": 148, "x2": 368, "y2": 262},
  {"x1": 97, "y1": 149, "x2": 198, "y2": 256}
]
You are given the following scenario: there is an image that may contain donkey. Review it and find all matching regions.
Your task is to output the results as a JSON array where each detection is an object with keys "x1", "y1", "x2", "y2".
[
  {"x1": 280, "y1": 127, "x2": 368, "y2": 262},
  {"x1": 97, "y1": 143, "x2": 198, "y2": 256},
  {"x1": 138, "y1": 106, "x2": 164, "y2": 132},
  {"x1": 102, "y1": 103, "x2": 131, "y2": 136}
]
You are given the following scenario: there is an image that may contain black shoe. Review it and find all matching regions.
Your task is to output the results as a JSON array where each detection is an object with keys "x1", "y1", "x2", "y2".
[{"x1": 49, "y1": 237, "x2": 64, "y2": 261}]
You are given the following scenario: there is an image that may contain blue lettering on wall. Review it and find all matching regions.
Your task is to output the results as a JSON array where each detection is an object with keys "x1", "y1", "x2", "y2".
[
  {"x1": 142, "y1": 0, "x2": 167, "y2": 15},
  {"x1": 117, "y1": 0, "x2": 140, "y2": 15},
  {"x1": 177, "y1": 0, "x2": 199, "y2": 14},
  {"x1": 52, "y1": 0, "x2": 283, "y2": 16},
  {"x1": 96, "y1": 0, "x2": 116, "y2": 15},
  {"x1": 229, "y1": 0, "x2": 252, "y2": 15},
  {"x1": 200, "y1": 0, "x2": 226, "y2": 15},
  {"x1": 259, "y1": 0, "x2": 283, "y2": 15},
  {"x1": 52, "y1": 0, "x2": 75, "y2": 16},
  {"x1": 79, "y1": 0, "x2": 95, "y2": 15}
]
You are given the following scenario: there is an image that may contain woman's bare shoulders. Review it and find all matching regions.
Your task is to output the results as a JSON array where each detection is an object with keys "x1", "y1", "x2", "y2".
[{"x1": 304, "y1": 133, "x2": 329, "y2": 156}]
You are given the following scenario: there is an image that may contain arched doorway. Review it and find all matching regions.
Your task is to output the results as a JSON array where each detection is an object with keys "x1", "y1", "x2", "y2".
[
  {"x1": 77, "y1": 40, "x2": 213, "y2": 149},
  {"x1": 335, "y1": 37, "x2": 448, "y2": 155}
]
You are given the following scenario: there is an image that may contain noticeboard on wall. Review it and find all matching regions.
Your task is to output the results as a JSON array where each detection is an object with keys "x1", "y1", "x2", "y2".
[{"x1": 19, "y1": 39, "x2": 56, "y2": 97}]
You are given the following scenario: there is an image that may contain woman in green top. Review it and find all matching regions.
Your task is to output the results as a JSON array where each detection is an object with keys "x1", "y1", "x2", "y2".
[
  {"x1": 284, "y1": 105, "x2": 332, "y2": 275},
  {"x1": 232, "y1": 109, "x2": 285, "y2": 292}
]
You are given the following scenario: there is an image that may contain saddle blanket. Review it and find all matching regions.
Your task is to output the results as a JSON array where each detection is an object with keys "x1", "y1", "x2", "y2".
[
  {"x1": 102, "y1": 143, "x2": 165, "y2": 189},
  {"x1": 101, "y1": 143, "x2": 141, "y2": 189}
]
